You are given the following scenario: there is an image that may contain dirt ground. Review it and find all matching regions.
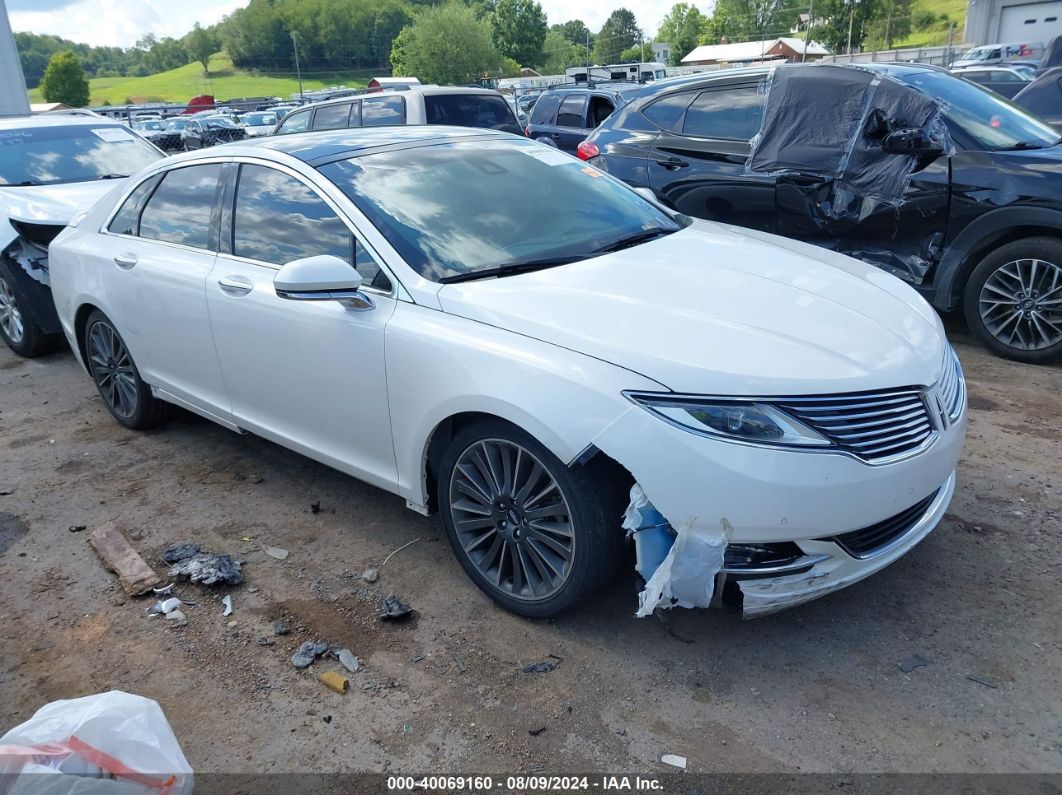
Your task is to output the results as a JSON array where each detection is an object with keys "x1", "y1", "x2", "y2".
[{"x1": 0, "y1": 315, "x2": 1059, "y2": 783}]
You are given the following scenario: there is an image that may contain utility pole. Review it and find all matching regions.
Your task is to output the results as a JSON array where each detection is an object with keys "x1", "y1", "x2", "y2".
[
  {"x1": 846, "y1": 0, "x2": 860, "y2": 55},
  {"x1": 803, "y1": 0, "x2": 814, "y2": 62},
  {"x1": 291, "y1": 31, "x2": 304, "y2": 100},
  {"x1": 885, "y1": 0, "x2": 893, "y2": 49},
  {"x1": 945, "y1": 21, "x2": 956, "y2": 65}
]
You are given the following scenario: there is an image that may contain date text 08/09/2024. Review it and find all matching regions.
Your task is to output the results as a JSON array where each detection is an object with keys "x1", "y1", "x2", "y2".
[{"x1": 387, "y1": 775, "x2": 665, "y2": 791}]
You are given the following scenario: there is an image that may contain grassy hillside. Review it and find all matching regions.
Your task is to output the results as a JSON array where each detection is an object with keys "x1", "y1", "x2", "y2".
[
  {"x1": 893, "y1": 0, "x2": 969, "y2": 48},
  {"x1": 29, "y1": 53, "x2": 369, "y2": 106}
]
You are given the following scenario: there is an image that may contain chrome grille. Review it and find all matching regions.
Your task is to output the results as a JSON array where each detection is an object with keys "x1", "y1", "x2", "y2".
[
  {"x1": 776, "y1": 388, "x2": 934, "y2": 463},
  {"x1": 936, "y1": 347, "x2": 965, "y2": 423}
]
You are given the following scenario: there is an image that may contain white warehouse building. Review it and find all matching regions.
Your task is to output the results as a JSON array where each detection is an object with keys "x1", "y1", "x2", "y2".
[{"x1": 965, "y1": 0, "x2": 1062, "y2": 45}]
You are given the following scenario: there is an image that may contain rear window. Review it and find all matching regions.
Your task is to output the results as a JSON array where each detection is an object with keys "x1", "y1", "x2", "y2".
[
  {"x1": 362, "y1": 96, "x2": 405, "y2": 126},
  {"x1": 682, "y1": 85, "x2": 765, "y2": 140},
  {"x1": 556, "y1": 95, "x2": 587, "y2": 127},
  {"x1": 642, "y1": 92, "x2": 696, "y2": 131},
  {"x1": 424, "y1": 94, "x2": 516, "y2": 129},
  {"x1": 530, "y1": 93, "x2": 562, "y2": 125}
]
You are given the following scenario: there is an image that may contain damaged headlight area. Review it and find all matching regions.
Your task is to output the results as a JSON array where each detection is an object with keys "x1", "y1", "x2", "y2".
[
  {"x1": 5, "y1": 221, "x2": 64, "y2": 287},
  {"x1": 626, "y1": 392, "x2": 831, "y2": 447}
]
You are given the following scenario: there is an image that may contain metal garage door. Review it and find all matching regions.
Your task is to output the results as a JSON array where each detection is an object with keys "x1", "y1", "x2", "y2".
[{"x1": 1000, "y1": 2, "x2": 1062, "y2": 45}]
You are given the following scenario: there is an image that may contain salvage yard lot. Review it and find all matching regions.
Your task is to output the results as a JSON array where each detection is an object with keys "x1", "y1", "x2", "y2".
[{"x1": 0, "y1": 319, "x2": 1059, "y2": 776}]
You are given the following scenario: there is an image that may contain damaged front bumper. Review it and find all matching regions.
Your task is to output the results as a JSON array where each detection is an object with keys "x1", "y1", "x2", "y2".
[{"x1": 595, "y1": 400, "x2": 964, "y2": 619}]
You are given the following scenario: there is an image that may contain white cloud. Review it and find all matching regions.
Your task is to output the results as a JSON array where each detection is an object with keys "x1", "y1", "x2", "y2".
[{"x1": 11, "y1": 0, "x2": 247, "y2": 47}]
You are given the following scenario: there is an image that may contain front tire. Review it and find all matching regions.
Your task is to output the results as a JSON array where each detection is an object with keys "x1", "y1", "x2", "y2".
[
  {"x1": 0, "y1": 261, "x2": 59, "y2": 357},
  {"x1": 963, "y1": 237, "x2": 1062, "y2": 364},
  {"x1": 437, "y1": 419, "x2": 624, "y2": 618},
  {"x1": 83, "y1": 310, "x2": 167, "y2": 429}
]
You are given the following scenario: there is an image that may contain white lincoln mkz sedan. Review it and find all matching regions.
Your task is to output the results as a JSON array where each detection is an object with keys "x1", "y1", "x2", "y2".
[{"x1": 48, "y1": 127, "x2": 966, "y2": 618}]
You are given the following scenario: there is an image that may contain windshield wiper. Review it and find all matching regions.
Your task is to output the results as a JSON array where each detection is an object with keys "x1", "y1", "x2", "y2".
[
  {"x1": 438, "y1": 256, "x2": 581, "y2": 284},
  {"x1": 592, "y1": 227, "x2": 674, "y2": 254},
  {"x1": 97, "y1": 173, "x2": 130, "y2": 179},
  {"x1": 997, "y1": 141, "x2": 1046, "y2": 151}
]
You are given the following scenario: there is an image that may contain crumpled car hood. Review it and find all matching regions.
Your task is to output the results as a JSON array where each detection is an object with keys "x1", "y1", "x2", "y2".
[
  {"x1": 0, "y1": 180, "x2": 118, "y2": 226},
  {"x1": 437, "y1": 221, "x2": 947, "y2": 395}
]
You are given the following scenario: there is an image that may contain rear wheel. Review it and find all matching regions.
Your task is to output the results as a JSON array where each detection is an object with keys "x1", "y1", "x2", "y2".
[
  {"x1": 437, "y1": 420, "x2": 624, "y2": 617},
  {"x1": 83, "y1": 310, "x2": 167, "y2": 429},
  {"x1": 0, "y1": 261, "x2": 59, "y2": 357},
  {"x1": 964, "y1": 237, "x2": 1062, "y2": 364}
]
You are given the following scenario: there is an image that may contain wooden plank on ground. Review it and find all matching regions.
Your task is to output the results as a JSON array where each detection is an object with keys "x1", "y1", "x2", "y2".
[{"x1": 89, "y1": 522, "x2": 160, "y2": 595}]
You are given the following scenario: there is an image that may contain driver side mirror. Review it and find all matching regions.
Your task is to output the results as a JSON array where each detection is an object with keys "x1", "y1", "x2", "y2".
[
  {"x1": 274, "y1": 255, "x2": 373, "y2": 311},
  {"x1": 881, "y1": 127, "x2": 945, "y2": 157}
]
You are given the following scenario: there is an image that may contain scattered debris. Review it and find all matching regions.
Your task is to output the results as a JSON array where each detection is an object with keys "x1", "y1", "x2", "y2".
[
  {"x1": 411, "y1": 655, "x2": 425, "y2": 663},
  {"x1": 362, "y1": 568, "x2": 379, "y2": 583},
  {"x1": 319, "y1": 671, "x2": 349, "y2": 694},
  {"x1": 256, "y1": 636, "x2": 275, "y2": 646},
  {"x1": 380, "y1": 594, "x2": 413, "y2": 621},
  {"x1": 264, "y1": 546, "x2": 288, "y2": 560},
  {"x1": 967, "y1": 675, "x2": 1000, "y2": 689},
  {"x1": 899, "y1": 654, "x2": 929, "y2": 673},
  {"x1": 0, "y1": 486, "x2": 15, "y2": 496},
  {"x1": 310, "y1": 501, "x2": 321, "y2": 515},
  {"x1": 226, "y1": 620, "x2": 237, "y2": 628},
  {"x1": 160, "y1": 543, "x2": 201, "y2": 565},
  {"x1": 337, "y1": 649, "x2": 360, "y2": 673},
  {"x1": 149, "y1": 597, "x2": 183, "y2": 615},
  {"x1": 521, "y1": 655, "x2": 563, "y2": 674},
  {"x1": 661, "y1": 754, "x2": 687, "y2": 770},
  {"x1": 322, "y1": 715, "x2": 332, "y2": 724},
  {"x1": 89, "y1": 523, "x2": 161, "y2": 595},
  {"x1": 222, "y1": 595, "x2": 233, "y2": 617},
  {"x1": 273, "y1": 620, "x2": 290, "y2": 636},
  {"x1": 168, "y1": 553, "x2": 243, "y2": 586},
  {"x1": 528, "y1": 726, "x2": 547, "y2": 736},
  {"x1": 67, "y1": 524, "x2": 86, "y2": 533},
  {"x1": 452, "y1": 653, "x2": 466, "y2": 674},
  {"x1": 165, "y1": 610, "x2": 187, "y2": 627},
  {"x1": 382, "y1": 537, "x2": 421, "y2": 567},
  {"x1": 291, "y1": 641, "x2": 329, "y2": 669},
  {"x1": 152, "y1": 584, "x2": 175, "y2": 596}
]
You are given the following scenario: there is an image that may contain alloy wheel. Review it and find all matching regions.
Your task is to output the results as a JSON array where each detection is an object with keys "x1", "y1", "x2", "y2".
[
  {"x1": 979, "y1": 257, "x2": 1062, "y2": 351},
  {"x1": 448, "y1": 439, "x2": 575, "y2": 602},
  {"x1": 0, "y1": 274, "x2": 24, "y2": 344},
  {"x1": 87, "y1": 321, "x2": 139, "y2": 419}
]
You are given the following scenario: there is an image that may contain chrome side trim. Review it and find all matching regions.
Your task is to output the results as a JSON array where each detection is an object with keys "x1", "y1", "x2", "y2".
[{"x1": 723, "y1": 553, "x2": 832, "y2": 575}]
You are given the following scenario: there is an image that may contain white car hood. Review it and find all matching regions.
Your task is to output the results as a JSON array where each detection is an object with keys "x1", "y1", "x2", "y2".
[
  {"x1": 437, "y1": 221, "x2": 946, "y2": 396},
  {"x1": 0, "y1": 180, "x2": 118, "y2": 226}
]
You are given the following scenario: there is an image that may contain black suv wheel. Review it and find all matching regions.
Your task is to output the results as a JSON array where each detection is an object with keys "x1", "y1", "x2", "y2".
[{"x1": 964, "y1": 237, "x2": 1062, "y2": 364}]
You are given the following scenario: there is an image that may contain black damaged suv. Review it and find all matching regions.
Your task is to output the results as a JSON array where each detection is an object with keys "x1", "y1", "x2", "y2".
[{"x1": 581, "y1": 63, "x2": 1062, "y2": 363}]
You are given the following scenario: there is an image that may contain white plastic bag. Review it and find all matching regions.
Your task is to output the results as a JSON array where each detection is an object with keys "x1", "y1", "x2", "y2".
[{"x1": 0, "y1": 691, "x2": 193, "y2": 795}]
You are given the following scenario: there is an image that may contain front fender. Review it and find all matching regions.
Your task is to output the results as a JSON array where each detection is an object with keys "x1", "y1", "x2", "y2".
[
  {"x1": 933, "y1": 205, "x2": 1062, "y2": 310},
  {"x1": 385, "y1": 303, "x2": 665, "y2": 509}
]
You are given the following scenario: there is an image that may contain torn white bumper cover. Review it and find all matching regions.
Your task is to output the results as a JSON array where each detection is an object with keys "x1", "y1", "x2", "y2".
[{"x1": 595, "y1": 397, "x2": 964, "y2": 619}]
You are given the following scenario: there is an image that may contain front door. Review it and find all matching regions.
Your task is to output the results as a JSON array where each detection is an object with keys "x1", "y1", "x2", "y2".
[
  {"x1": 645, "y1": 82, "x2": 777, "y2": 232},
  {"x1": 205, "y1": 162, "x2": 398, "y2": 490}
]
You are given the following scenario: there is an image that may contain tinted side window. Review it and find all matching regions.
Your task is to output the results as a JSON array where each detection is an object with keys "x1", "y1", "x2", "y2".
[
  {"x1": 587, "y1": 95, "x2": 616, "y2": 127},
  {"x1": 642, "y1": 91, "x2": 696, "y2": 131},
  {"x1": 424, "y1": 94, "x2": 515, "y2": 128},
  {"x1": 556, "y1": 95, "x2": 587, "y2": 127},
  {"x1": 313, "y1": 103, "x2": 352, "y2": 130},
  {"x1": 108, "y1": 174, "x2": 161, "y2": 236},
  {"x1": 682, "y1": 86, "x2": 764, "y2": 140},
  {"x1": 348, "y1": 101, "x2": 362, "y2": 127},
  {"x1": 139, "y1": 164, "x2": 221, "y2": 249},
  {"x1": 278, "y1": 111, "x2": 309, "y2": 134},
  {"x1": 232, "y1": 165, "x2": 352, "y2": 266},
  {"x1": 362, "y1": 96, "x2": 404, "y2": 126},
  {"x1": 529, "y1": 93, "x2": 561, "y2": 124}
]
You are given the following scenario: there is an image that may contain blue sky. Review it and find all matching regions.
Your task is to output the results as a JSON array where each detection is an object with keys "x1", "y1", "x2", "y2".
[{"x1": 8, "y1": 0, "x2": 698, "y2": 49}]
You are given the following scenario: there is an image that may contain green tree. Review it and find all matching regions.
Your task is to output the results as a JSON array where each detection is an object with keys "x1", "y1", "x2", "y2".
[
  {"x1": 542, "y1": 28, "x2": 584, "y2": 73},
  {"x1": 657, "y1": 3, "x2": 707, "y2": 65},
  {"x1": 593, "y1": 8, "x2": 642, "y2": 64},
  {"x1": 617, "y1": 45, "x2": 644, "y2": 62},
  {"x1": 807, "y1": 0, "x2": 883, "y2": 53},
  {"x1": 390, "y1": 3, "x2": 503, "y2": 84},
  {"x1": 865, "y1": 0, "x2": 913, "y2": 49},
  {"x1": 184, "y1": 23, "x2": 217, "y2": 74},
  {"x1": 707, "y1": 0, "x2": 796, "y2": 44},
  {"x1": 555, "y1": 19, "x2": 592, "y2": 47},
  {"x1": 491, "y1": 0, "x2": 547, "y2": 67},
  {"x1": 40, "y1": 51, "x2": 90, "y2": 106}
]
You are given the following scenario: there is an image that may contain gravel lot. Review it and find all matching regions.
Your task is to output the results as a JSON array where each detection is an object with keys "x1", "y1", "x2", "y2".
[{"x1": 0, "y1": 316, "x2": 1059, "y2": 779}]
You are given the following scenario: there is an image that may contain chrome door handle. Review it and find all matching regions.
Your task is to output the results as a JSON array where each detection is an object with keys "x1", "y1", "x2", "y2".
[
  {"x1": 113, "y1": 253, "x2": 137, "y2": 269},
  {"x1": 655, "y1": 157, "x2": 689, "y2": 170},
  {"x1": 218, "y1": 276, "x2": 253, "y2": 296}
]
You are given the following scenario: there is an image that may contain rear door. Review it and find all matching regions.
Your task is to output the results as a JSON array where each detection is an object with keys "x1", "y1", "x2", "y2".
[
  {"x1": 312, "y1": 102, "x2": 354, "y2": 130},
  {"x1": 552, "y1": 94, "x2": 589, "y2": 153},
  {"x1": 646, "y1": 81, "x2": 777, "y2": 232}
]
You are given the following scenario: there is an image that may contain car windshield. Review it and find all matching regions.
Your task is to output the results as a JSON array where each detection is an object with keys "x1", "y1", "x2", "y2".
[
  {"x1": 242, "y1": 112, "x2": 277, "y2": 126},
  {"x1": 134, "y1": 121, "x2": 162, "y2": 131},
  {"x1": 423, "y1": 95, "x2": 517, "y2": 129},
  {"x1": 959, "y1": 47, "x2": 993, "y2": 62},
  {"x1": 0, "y1": 124, "x2": 163, "y2": 186},
  {"x1": 319, "y1": 138, "x2": 681, "y2": 281},
  {"x1": 898, "y1": 70, "x2": 1060, "y2": 150},
  {"x1": 163, "y1": 119, "x2": 188, "y2": 131}
]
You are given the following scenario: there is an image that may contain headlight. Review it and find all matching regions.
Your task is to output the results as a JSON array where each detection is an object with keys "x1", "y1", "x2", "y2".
[{"x1": 627, "y1": 393, "x2": 831, "y2": 447}]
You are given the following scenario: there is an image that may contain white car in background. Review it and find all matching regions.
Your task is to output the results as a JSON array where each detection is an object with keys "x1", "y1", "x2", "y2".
[
  {"x1": 47, "y1": 127, "x2": 966, "y2": 619},
  {"x1": 0, "y1": 114, "x2": 163, "y2": 356},
  {"x1": 238, "y1": 111, "x2": 279, "y2": 138}
]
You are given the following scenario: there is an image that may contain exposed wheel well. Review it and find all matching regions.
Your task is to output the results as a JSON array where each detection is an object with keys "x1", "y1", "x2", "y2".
[
  {"x1": 951, "y1": 227, "x2": 1062, "y2": 306},
  {"x1": 73, "y1": 303, "x2": 101, "y2": 368},
  {"x1": 422, "y1": 412, "x2": 631, "y2": 515}
]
